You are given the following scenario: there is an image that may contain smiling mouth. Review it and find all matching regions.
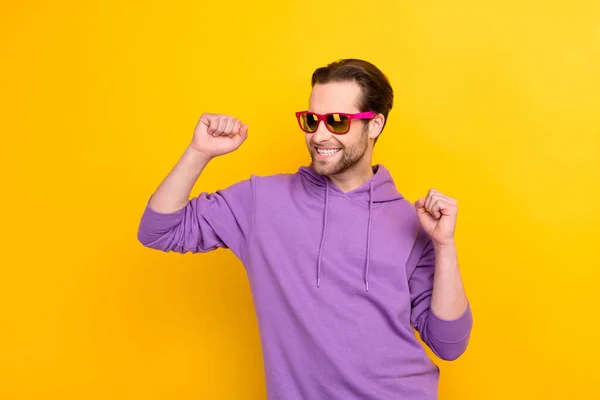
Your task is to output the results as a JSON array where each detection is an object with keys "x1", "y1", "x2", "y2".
[{"x1": 316, "y1": 148, "x2": 341, "y2": 156}]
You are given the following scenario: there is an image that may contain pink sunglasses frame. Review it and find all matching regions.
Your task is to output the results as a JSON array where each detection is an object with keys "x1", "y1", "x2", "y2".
[{"x1": 295, "y1": 111, "x2": 376, "y2": 135}]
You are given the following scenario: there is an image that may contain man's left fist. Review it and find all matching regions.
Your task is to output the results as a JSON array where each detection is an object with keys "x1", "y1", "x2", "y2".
[{"x1": 415, "y1": 189, "x2": 458, "y2": 247}]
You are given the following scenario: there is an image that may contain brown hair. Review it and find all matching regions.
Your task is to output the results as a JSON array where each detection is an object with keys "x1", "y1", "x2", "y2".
[{"x1": 311, "y1": 59, "x2": 394, "y2": 141}]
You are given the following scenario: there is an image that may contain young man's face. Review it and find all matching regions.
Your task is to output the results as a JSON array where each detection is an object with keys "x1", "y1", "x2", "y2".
[{"x1": 305, "y1": 81, "x2": 379, "y2": 177}]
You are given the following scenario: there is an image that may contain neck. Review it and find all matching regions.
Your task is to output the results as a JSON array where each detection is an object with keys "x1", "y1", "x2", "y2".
[{"x1": 327, "y1": 159, "x2": 375, "y2": 193}]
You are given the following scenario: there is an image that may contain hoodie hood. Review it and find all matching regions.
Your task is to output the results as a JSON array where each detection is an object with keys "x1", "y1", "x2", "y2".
[
  {"x1": 298, "y1": 164, "x2": 404, "y2": 203},
  {"x1": 298, "y1": 164, "x2": 404, "y2": 291}
]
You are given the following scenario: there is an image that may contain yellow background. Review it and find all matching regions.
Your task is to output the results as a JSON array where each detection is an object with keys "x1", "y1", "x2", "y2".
[{"x1": 1, "y1": 0, "x2": 599, "y2": 399}]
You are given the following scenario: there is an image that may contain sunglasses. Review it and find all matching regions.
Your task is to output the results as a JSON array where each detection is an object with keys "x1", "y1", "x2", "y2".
[{"x1": 295, "y1": 111, "x2": 376, "y2": 135}]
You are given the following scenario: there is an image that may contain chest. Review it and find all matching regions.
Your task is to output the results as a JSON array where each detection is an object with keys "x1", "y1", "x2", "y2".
[{"x1": 255, "y1": 194, "x2": 419, "y2": 291}]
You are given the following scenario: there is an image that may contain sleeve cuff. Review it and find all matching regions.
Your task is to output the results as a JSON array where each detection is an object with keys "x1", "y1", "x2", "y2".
[
  {"x1": 140, "y1": 201, "x2": 187, "y2": 231},
  {"x1": 427, "y1": 302, "x2": 473, "y2": 343}
]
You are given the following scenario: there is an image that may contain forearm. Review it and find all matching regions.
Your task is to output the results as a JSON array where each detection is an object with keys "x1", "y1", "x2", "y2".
[
  {"x1": 430, "y1": 243, "x2": 469, "y2": 320},
  {"x1": 148, "y1": 146, "x2": 212, "y2": 213}
]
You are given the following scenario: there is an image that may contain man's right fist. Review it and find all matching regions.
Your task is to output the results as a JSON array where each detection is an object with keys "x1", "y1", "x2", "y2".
[{"x1": 190, "y1": 113, "x2": 249, "y2": 158}]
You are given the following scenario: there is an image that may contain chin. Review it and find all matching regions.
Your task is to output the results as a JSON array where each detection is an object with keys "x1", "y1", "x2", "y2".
[{"x1": 311, "y1": 160, "x2": 340, "y2": 177}]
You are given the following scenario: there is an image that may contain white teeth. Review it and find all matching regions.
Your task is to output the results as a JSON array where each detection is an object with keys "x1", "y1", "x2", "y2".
[{"x1": 317, "y1": 148, "x2": 340, "y2": 156}]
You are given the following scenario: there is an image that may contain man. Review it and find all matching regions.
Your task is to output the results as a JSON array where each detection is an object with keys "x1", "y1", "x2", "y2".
[{"x1": 138, "y1": 59, "x2": 472, "y2": 399}]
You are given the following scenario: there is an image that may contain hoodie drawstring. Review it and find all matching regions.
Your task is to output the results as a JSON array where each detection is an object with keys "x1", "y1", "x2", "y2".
[
  {"x1": 365, "y1": 181, "x2": 373, "y2": 292},
  {"x1": 316, "y1": 179, "x2": 374, "y2": 292},
  {"x1": 316, "y1": 179, "x2": 329, "y2": 288}
]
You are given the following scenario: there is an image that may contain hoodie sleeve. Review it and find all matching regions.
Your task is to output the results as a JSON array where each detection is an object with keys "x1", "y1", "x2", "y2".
[
  {"x1": 137, "y1": 177, "x2": 255, "y2": 260},
  {"x1": 407, "y1": 228, "x2": 473, "y2": 361}
]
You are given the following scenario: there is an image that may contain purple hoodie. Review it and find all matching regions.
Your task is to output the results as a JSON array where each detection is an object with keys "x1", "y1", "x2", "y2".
[{"x1": 138, "y1": 165, "x2": 473, "y2": 399}]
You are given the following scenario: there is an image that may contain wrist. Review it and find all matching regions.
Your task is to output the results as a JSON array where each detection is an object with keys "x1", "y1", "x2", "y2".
[
  {"x1": 433, "y1": 241, "x2": 459, "y2": 272},
  {"x1": 433, "y1": 240, "x2": 457, "y2": 253},
  {"x1": 186, "y1": 145, "x2": 214, "y2": 165}
]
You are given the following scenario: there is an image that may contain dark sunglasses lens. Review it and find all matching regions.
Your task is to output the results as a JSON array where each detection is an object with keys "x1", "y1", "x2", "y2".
[
  {"x1": 326, "y1": 113, "x2": 349, "y2": 133},
  {"x1": 300, "y1": 113, "x2": 319, "y2": 132}
]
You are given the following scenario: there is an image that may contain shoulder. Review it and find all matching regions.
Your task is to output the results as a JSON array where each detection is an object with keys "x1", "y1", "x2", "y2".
[
  {"x1": 252, "y1": 171, "x2": 297, "y2": 183},
  {"x1": 250, "y1": 170, "x2": 302, "y2": 192},
  {"x1": 219, "y1": 171, "x2": 296, "y2": 191}
]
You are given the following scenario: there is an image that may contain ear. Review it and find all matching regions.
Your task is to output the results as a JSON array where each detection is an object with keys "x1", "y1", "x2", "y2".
[{"x1": 368, "y1": 113, "x2": 385, "y2": 140}]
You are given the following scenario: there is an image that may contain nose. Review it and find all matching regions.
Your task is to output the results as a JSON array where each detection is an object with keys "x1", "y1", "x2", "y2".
[{"x1": 311, "y1": 120, "x2": 332, "y2": 144}]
